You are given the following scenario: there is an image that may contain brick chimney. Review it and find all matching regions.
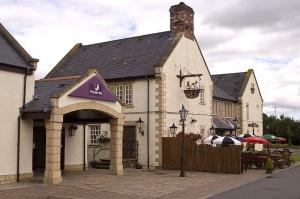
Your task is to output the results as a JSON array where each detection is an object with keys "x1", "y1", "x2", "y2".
[{"x1": 169, "y1": 2, "x2": 194, "y2": 40}]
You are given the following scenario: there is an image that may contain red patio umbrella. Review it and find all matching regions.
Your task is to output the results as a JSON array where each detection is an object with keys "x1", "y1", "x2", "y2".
[
  {"x1": 242, "y1": 136, "x2": 269, "y2": 144},
  {"x1": 276, "y1": 136, "x2": 287, "y2": 142}
]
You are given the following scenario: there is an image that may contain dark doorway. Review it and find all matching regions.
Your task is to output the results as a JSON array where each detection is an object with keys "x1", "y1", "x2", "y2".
[
  {"x1": 32, "y1": 126, "x2": 65, "y2": 171},
  {"x1": 123, "y1": 126, "x2": 137, "y2": 159},
  {"x1": 61, "y1": 128, "x2": 65, "y2": 170},
  {"x1": 33, "y1": 126, "x2": 46, "y2": 171}
]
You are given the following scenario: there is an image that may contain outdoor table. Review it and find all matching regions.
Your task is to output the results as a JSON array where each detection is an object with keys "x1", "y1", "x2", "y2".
[{"x1": 257, "y1": 156, "x2": 268, "y2": 169}]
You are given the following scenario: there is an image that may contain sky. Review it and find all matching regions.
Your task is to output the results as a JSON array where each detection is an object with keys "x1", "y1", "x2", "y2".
[{"x1": 1, "y1": 0, "x2": 300, "y2": 119}]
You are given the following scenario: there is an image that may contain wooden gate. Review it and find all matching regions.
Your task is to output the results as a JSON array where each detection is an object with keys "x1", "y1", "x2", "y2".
[{"x1": 162, "y1": 134, "x2": 242, "y2": 174}]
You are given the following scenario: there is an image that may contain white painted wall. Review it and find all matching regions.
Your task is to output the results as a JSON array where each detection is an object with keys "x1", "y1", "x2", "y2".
[
  {"x1": 64, "y1": 124, "x2": 86, "y2": 167},
  {"x1": 122, "y1": 79, "x2": 157, "y2": 167},
  {"x1": 241, "y1": 72, "x2": 263, "y2": 135},
  {"x1": 0, "y1": 70, "x2": 35, "y2": 176},
  {"x1": 163, "y1": 36, "x2": 213, "y2": 139}
]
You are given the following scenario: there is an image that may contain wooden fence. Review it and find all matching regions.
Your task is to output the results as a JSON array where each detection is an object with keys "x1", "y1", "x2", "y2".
[{"x1": 162, "y1": 134, "x2": 242, "y2": 174}]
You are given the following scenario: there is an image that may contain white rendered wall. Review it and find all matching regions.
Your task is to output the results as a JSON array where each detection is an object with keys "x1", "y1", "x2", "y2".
[
  {"x1": 163, "y1": 36, "x2": 213, "y2": 139},
  {"x1": 122, "y1": 79, "x2": 157, "y2": 168},
  {"x1": 241, "y1": 73, "x2": 263, "y2": 135},
  {"x1": 0, "y1": 70, "x2": 35, "y2": 176},
  {"x1": 64, "y1": 124, "x2": 87, "y2": 167}
]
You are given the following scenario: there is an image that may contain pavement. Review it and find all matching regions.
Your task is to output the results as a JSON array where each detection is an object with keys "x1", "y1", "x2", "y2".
[
  {"x1": 207, "y1": 163, "x2": 300, "y2": 199},
  {"x1": 0, "y1": 168, "x2": 267, "y2": 199}
]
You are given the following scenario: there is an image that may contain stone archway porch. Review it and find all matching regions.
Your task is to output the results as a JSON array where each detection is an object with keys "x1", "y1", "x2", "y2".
[{"x1": 21, "y1": 70, "x2": 125, "y2": 185}]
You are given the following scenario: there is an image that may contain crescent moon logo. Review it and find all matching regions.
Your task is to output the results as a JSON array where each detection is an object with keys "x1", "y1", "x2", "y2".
[{"x1": 95, "y1": 83, "x2": 100, "y2": 91}]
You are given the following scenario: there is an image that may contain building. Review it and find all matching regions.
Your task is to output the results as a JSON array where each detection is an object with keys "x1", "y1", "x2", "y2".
[
  {"x1": 212, "y1": 70, "x2": 263, "y2": 136},
  {"x1": 45, "y1": 2, "x2": 214, "y2": 169},
  {"x1": 0, "y1": 22, "x2": 38, "y2": 183},
  {"x1": 0, "y1": 2, "x2": 263, "y2": 185}
]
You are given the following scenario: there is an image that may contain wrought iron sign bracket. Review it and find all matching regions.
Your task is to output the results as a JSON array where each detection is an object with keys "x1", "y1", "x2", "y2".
[{"x1": 176, "y1": 69, "x2": 202, "y2": 87}]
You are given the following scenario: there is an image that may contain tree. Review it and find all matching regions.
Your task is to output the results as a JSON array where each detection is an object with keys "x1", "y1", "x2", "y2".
[{"x1": 263, "y1": 114, "x2": 300, "y2": 145}]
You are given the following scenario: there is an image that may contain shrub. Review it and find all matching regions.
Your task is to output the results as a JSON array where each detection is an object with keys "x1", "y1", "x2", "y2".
[{"x1": 266, "y1": 158, "x2": 274, "y2": 173}]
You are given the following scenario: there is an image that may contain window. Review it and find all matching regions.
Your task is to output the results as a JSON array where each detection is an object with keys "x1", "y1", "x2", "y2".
[
  {"x1": 125, "y1": 84, "x2": 133, "y2": 104},
  {"x1": 213, "y1": 99, "x2": 218, "y2": 115},
  {"x1": 111, "y1": 83, "x2": 133, "y2": 105},
  {"x1": 225, "y1": 102, "x2": 232, "y2": 117},
  {"x1": 90, "y1": 125, "x2": 101, "y2": 145},
  {"x1": 199, "y1": 89, "x2": 204, "y2": 103},
  {"x1": 246, "y1": 103, "x2": 249, "y2": 120},
  {"x1": 116, "y1": 85, "x2": 123, "y2": 102}
]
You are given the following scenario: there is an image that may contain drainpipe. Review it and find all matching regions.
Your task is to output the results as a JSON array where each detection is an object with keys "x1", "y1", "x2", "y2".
[
  {"x1": 146, "y1": 75, "x2": 150, "y2": 170},
  {"x1": 83, "y1": 124, "x2": 86, "y2": 171},
  {"x1": 17, "y1": 67, "x2": 29, "y2": 182}
]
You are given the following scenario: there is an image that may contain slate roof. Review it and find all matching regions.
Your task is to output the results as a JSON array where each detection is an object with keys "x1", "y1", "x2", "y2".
[
  {"x1": 0, "y1": 23, "x2": 37, "y2": 70},
  {"x1": 46, "y1": 31, "x2": 177, "y2": 80},
  {"x1": 22, "y1": 77, "x2": 79, "y2": 113},
  {"x1": 212, "y1": 72, "x2": 246, "y2": 101}
]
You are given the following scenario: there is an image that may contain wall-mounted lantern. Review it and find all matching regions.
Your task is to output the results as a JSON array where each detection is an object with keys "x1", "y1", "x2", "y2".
[
  {"x1": 69, "y1": 124, "x2": 77, "y2": 137},
  {"x1": 169, "y1": 123, "x2": 178, "y2": 137},
  {"x1": 136, "y1": 117, "x2": 144, "y2": 135}
]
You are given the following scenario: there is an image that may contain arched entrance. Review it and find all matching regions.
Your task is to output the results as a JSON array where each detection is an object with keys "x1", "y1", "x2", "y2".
[
  {"x1": 43, "y1": 101, "x2": 124, "y2": 185},
  {"x1": 21, "y1": 70, "x2": 124, "y2": 185}
]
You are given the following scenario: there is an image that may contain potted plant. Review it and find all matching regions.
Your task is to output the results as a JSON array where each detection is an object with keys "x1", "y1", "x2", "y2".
[{"x1": 266, "y1": 158, "x2": 274, "y2": 174}]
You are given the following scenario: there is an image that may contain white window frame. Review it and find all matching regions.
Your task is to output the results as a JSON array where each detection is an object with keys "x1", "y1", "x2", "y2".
[
  {"x1": 225, "y1": 102, "x2": 232, "y2": 118},
  {"x1": 213, "y1": 99, "x2": 218, "y2": 115},
  {"x1": 89, "y1": 125, "x2": 101, "y2": 145},
  {"x1": 116, "y1": 84, "x2": 123, "y2": 102},
  {"x1": 124, "y1": 84, "x2": 133, "y2": 105}
]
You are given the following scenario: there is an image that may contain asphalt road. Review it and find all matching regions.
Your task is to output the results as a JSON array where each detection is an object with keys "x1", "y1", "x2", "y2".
[{"x1": 208, "y1": 164, "x2": 300, "y2": 199}]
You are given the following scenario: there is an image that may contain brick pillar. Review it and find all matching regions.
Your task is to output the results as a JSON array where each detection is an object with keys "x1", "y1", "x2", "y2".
[
  {"x1": 109, "y1": 118, "x2": 124, "y2": 175},
  {"x1": 44, "y1": 107, "x2": 63, "y2": 184}
]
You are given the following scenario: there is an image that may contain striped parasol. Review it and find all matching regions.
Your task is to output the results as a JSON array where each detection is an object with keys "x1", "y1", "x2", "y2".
[
  {"x1": 202, "y1": 135, "x2": 220, "y2": 144},
  {"x1": 212, "y1": 136, "x2": 241, "y2": 145}
]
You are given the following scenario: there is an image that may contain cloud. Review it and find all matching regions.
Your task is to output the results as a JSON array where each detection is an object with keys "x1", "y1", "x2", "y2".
[
  {"x1": 0, "y1": 0, "x2": 299, "y2": 119},
  {"x1": 203, "y1": 0, "x2": 300, "y2": 31}
]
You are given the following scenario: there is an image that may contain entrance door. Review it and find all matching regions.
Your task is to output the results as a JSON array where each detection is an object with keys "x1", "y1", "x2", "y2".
[
  {"x1": 61, "y1": 128, "x2": 65, "y2": 170},
  {"x1": 33, "y1": 126, "x2": 46, "y2": 171},
  {"x1": 33, "y1": 126, "x2": 65, "y2": 171},
  {"x1": 123, "y1": 126, "x2": 137, "y2": 159}
]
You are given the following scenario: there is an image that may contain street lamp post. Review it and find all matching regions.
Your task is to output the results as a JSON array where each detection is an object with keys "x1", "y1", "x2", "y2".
[{"x1": 179, "y1": 104, "x2": 188, "y2": 177}]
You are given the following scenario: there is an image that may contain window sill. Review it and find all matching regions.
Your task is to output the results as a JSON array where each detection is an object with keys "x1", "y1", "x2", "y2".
[
  {"x1": 88, "y1": 144, "x2": 100, "y2": 148},
  {"x1": 123, "y1": 104, "x2": 134, "y2": 108}
]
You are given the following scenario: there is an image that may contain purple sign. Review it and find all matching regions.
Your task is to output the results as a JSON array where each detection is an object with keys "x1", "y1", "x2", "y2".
[{"x1": 69, "y1": 75, "x2": 117, "y2": 102}]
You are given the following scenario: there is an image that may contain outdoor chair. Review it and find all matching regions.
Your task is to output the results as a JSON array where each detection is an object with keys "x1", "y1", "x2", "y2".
[{"x1": 282, "y1": 152, "x2": 292, "y2": 167}]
